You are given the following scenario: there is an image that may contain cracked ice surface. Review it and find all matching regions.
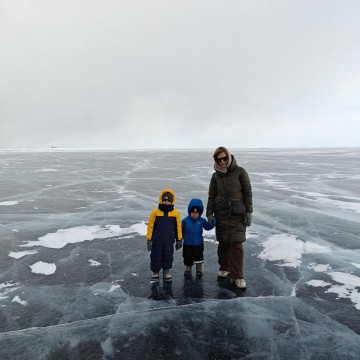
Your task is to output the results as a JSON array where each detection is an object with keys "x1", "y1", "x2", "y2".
[{"x1": 0, "y1": 148, "x2": 359, "y2": 359}]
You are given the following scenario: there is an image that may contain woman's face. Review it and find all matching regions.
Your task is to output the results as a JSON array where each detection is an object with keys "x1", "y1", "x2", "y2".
[{"x1": 216, "y1": 151, "x2": 228, "y2": 168}]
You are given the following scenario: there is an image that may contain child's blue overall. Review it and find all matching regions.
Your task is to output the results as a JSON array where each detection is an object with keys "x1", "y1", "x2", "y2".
[{"x1": 150, "y1": 211, "x2": 177, "y2": 272}]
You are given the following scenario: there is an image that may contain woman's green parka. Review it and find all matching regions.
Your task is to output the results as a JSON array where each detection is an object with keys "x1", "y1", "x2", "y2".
[{"x1": 206, "y1": 155, "x2": 253, "y2": 244}]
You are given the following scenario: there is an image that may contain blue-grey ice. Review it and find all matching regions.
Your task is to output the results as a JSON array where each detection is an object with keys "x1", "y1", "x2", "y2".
[{"x1": 0, "y1": 148, "x2": 359, "y2": 359}]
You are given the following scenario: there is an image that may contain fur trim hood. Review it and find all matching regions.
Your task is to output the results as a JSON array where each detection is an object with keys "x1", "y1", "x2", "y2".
[
  {"x1": 158, "y1": 189, "x2": 176, "y2": 205},
  {"x1": 213, "y1": 146, "x2": 232, "y2": 173}
]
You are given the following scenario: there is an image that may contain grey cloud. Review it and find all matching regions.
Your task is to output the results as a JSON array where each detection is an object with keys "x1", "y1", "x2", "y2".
[{"x1": 1, "y1": 0, "x2": 359, "y2": 148}]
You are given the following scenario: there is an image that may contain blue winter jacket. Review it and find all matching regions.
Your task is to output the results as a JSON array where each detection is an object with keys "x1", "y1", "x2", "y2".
[{"x1": 182, "y1": 198, "x2": 213, "y2": 246}]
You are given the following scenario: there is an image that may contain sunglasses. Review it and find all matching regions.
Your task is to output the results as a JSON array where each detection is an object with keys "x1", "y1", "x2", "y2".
[{"x1": 216, "y1": 156, "x2": 228, "y2": 163}]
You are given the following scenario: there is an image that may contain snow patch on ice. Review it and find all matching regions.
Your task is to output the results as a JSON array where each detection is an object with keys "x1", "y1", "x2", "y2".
[
  {"x1": 307, "y1": 263, "x2": 332, "y2": 272},
  {"x1": 0, "y1": 282, "x2": 18, "y2": 300},
  {"x1": 20, "y1": 222, "x2": 147, "y2": 249},
  {"x1": 12, "y1": 296, "x2": 28, "y2": 305},
  {"x1": 0, "y1": 282, "x2": 16, "y2": 290},
  {"x1": 29, "y1": 261, "x2": 56, "y2": 275},
  {"x1": 329, "y1": 272, "x2": 360, "y2": 288},
  {"x1": 247, "y1": 230, "x2": 259, "y2": 239},
  {"x1": 258, "y1": 233, "x2": 331, "y2": 268},
  {"x1": 35, "y1": 168, "x2": 58, "y2": 172},
  {"x1": 307, "y1": 271, "x2": 360, "y2": 310},
  {"x1": 351, "y1": 263, "x2": 360, "y2": 269},
  {"x1": 130, "y1": 221, "x2": 147, "y2": 236},
  {"x1": 89, "y1": 259, "x2": 101, "y2": 267},
  {"x1": 0, "y1": 201, "x2": 19, "y2": 206},
  {"x1": 9, "y1": 250, "x2": 38, "y2": 259},
  {"x1": 205, "y1": 228, "x2": 216, "y2": 236},
  {"x1": 109, "y1": 285, "x2": 121, "y2": 292},
  {"x1": 204, "y1": 237, "x2": 217, "y2": 244},
  {"x1": 306, "y1": 280, "x2": 331, "y2": 287}
]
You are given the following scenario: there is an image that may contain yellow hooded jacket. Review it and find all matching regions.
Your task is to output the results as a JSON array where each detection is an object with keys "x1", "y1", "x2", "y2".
[{"x1": 146, "y1": 189, "x2": 182, "y2": 242}]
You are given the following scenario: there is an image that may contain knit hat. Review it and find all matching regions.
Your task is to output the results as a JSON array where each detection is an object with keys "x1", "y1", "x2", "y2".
[
  {"x1": 190, "y1": 206, "x2": 200, "y2": 213},
  {"x1": 162, "y1": 192, "x2": 173, "y2": 203}
]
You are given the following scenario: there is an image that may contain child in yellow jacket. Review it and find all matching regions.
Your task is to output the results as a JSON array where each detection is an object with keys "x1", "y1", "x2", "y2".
[{"x1": 146, "y1": 189, "x2": 182, "y2": 283}]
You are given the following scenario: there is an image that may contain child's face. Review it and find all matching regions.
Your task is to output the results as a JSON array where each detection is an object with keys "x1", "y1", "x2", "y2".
[
  {"x1": 163, "y1": 200, "x2": 172, "y2": 205},
  {"x1": 191, "y1": 211, "x2": 199, "y2": 220}
]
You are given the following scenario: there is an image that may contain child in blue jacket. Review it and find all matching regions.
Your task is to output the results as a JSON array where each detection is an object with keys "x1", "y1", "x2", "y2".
[{"x1": 182, "y1": 198, "x2": 214, "y2": 275}]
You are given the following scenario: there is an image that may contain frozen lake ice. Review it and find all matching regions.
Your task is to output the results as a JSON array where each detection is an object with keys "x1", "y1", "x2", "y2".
[{"x1": 0, "y1": 148, "x2": 359, "y2": 359}]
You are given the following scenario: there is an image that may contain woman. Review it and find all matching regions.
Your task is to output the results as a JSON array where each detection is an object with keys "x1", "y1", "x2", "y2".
[{"x1": 206, "y1": 146, "x2": 253, "y2": 289}]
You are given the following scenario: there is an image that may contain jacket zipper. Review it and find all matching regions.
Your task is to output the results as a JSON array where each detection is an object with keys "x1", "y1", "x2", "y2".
[{"x1": 192, "y1": 220, "x2": 195, "y2": 245}]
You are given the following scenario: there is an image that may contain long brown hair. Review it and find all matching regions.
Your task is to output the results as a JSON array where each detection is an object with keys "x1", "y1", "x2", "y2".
[{"x1": 213, "y1": 146, "x2": 230, "y2": 161}]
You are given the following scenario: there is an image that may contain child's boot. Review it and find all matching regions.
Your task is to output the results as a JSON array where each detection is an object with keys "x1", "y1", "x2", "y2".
[
  {"x1": 150, "y1": 272, "x2": 159, "y2": 283},
  {"x1": 184, "y1": 265, "x2": 192, "y2": 275},
  {"x1": 163, "y1": 269, "x2": 172, "y2": 282},
  {"x1": 196, "y1": 263, "x2": 203, "y2": 275}
]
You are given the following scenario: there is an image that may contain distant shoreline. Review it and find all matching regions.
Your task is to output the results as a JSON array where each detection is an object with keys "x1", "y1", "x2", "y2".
[{"x1": 0, "y1": 146, "x2": 359, "y2": 153}]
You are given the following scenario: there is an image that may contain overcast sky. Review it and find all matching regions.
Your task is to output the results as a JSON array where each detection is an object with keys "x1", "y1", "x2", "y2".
[{"x1": 1, "y1": 0, "x2": 359, "y2": 149}]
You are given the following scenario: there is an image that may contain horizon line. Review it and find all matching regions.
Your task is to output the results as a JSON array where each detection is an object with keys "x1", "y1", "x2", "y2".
[{"x1": 1, "y1": 146, "x2": 359, "y2": 152}]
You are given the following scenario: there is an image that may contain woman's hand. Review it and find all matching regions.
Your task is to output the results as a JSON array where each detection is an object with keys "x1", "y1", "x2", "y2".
[{"x1": 244, "y1": 213, "x2": 252, "y2": 226}]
